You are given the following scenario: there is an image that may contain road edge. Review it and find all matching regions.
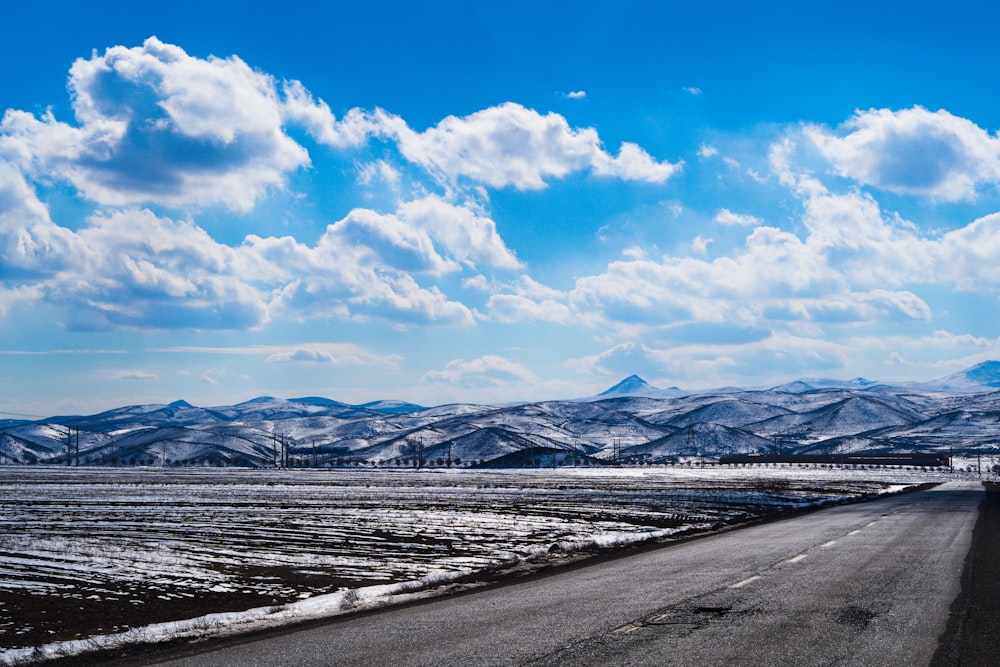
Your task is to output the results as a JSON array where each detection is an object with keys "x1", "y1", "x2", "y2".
[{"x1": 931, "y1": 481, "x2": 1000, "y2": 666}]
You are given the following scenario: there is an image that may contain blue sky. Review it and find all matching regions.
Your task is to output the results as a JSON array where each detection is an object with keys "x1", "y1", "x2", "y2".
[{"x1": 3, "y1": 0, "x2": 1000, "y2": 415}]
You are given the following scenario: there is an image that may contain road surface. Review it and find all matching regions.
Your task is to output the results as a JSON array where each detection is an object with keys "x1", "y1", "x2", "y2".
[{"x1": 145, "y1": 481, "x2": 981, "y2": 666}]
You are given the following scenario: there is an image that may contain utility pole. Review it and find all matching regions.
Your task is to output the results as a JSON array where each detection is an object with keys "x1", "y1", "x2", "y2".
[
  {"x1": 411, "y1": 437, "x2": 424, "y2": 469},
  {"x1": 65, "y1": 427, "x2": 71, "y2": 466},
  {"x1": 75, "y1": 429, "x2": 80, "y2": 466}
]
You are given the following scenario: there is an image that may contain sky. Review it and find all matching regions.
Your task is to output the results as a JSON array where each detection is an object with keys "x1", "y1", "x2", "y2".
[{"x1": 3, "y1": 0, "x2": 1000, "y2": 416}]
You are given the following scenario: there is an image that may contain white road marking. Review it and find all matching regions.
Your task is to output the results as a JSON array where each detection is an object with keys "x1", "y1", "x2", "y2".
[
  {"x1": 847, "y1": 530, "x2": 860, "y2": 536},
  {"x1": 821, "y1": 540, "x2": 838, "y2": 547},
  {"x1": 614, "y1": 623, "x2": 642, "y2": 634},
  {"x1": 730, "y1": 575, "x2": 761, "y2": 588},
  {"x1": 786, "y1": 554, "x2": 808, "y2": 563}
]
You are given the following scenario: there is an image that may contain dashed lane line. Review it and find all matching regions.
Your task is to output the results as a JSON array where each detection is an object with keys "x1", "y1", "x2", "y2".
[
  {"x1": 730, "y1": 575, "x2": 761, "y2": 588},
  {"x1": 820, "y1": 540, "x2": 838, "y2": 547},
  {"x1": 786, "y1": 554, "x2": 808, "y2": 563}
]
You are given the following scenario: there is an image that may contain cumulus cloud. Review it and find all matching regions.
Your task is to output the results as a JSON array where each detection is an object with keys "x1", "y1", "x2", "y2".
[
  {"x1": 807, "y1": 106, "x2": 1000, "y2": 201},
  {"x1": 387, "y1": 102, "x2": 681, "y2": 189},
  {"x1": 397, "y1": 196, "x2": 521, "y2": 270},
  {"x1": 565, "y1": 90, "x2": 587, "y2": 99},
  {"x1": 248, "y1": 201, "x2": 504, "y2": 326},
  {"x1": 0, "y1": 37, "x2": 683, "y2": 216},
  {"x1": 324, "y1": 207, "x2": 460, "y2": 276},
  {"x1": 280, "y1": 79, "x2": 377, "y2": 149},
  {"x1": 714, "y1": 208, "x2": 762, "y2": 226},
  {"x1": 254, "y1": 245, "x2": 474, "y2": 327},
  {"x1": 936, "y1": 212, "x2": 1000, "y2": 290},
  {"x1": 0, "y1": 161, "x2": 76, "y2": 279},
  {"x1": 0, "y1": 191, "x2": 487, "y2": 330},
  {"x1": 558, "y1": 184, "x2": 951, "y2": 333},
  {"x1": 60, "y1": 208, "x2": 269, "y2": 330},
  {"x1": 422, "y1": 354, "x2": 537, "y2": 388},
  {"x1": 0, "y1": 37, "x2": 315, "y2": 211}
]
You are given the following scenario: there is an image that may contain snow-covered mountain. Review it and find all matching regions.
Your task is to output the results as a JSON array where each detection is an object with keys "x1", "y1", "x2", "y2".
[
  {"x1": 594, "y1": 374, "x2": 684, "y2": 399},
  {"x1": 3, "y1": 364, "x2": 1000, "y2": 467},
  {"x1": 918, "y1": 360, "x2": 1000, "y2": 393},
  {"x1": 598, "y1": 374, "x2": 655, "y2": 396}
]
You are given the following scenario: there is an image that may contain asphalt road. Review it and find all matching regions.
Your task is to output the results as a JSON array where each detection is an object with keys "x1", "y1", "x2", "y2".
[{"x1": 148, "y1": 481, "x2": 981, "y2": 667}]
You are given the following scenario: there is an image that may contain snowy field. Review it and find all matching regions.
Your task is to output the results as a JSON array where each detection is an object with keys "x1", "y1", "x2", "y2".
[{"x1": 0, "y1": 465, "x2": 958, "y2": 664}]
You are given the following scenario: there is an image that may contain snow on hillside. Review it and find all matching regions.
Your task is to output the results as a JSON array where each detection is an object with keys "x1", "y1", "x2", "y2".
[
  {"x1": 3, "y1": 363, "x2": 1000, "y2": 466},
  {"x1": 915, "y1": 360, "x2": 1000, "y2": 393},
  {"x1": 662, "y1": 398, "x2": 792, "y2": 429},
  {"x1": 623, "y1": 422, "x2": 775, "y2": 460}
]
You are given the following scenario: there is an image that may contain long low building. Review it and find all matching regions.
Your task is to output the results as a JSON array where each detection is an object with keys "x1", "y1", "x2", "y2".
[{"x1": 718, "y1": 453, "x2": 952, "y2": 467}]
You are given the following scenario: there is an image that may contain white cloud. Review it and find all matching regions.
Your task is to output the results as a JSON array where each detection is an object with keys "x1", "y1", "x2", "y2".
[
  {"x1": 565, "y1": 341, "x2": 655, "y2": 378},
  {"x1": 647, "y1": 333, "x2": 851, "y2": 383},
  {"x1": 280, "y1": 80, "x2": 376, "y2": 149},
  {"x1": 200, "y1": 368, "x2": 225, "y2": 385},
  {"x1": 697, "y1": 144, "x2": 719, "y2": 158},
  {"x1": 160, "y1": 343, "x2": 400, "y2": 369},
  {"x1": 357, "y1": 160, "x2": 401, "y2": 189},
  {"x1": 714, "y1": 208, "x2": 762, "y2": 226},
  {"x1": 264, "y1": 346, "x2": 391, "y2": 366},
  {"x1": 111, "y1": 370, "x2": 157, "y2": 381},
  {"x1": 0, "y1": 284, "x2": 44, "y2": 317},
  {"x1": 558, "y1": 182, "x2": 954, "y2": 333},
  {"x1": 936, "y1": 212, "x2": 1000, "y2": 289},
  {"x1": 324, "y1": 207, "x2": 460, "y2": 276},
  {"x1": 398, "y1": 196, "x2": 521, "y2": 270},
  {"x1": 485, "y1": 293, "x2": 573, "y2": 324},
  {"x1": 66, "y1": 208, "x2": 269, "y2": 330},
  {"x1": 240, "y1": 195, "x2": 524, "y2": 327},
  {"x1": 691, "y1": 236, "x2": 713, "y2": 254},
  {"x1": 422, "y1": 354, "x2": 537, "y2": 388},
  {"x1": 388, "y1": 102, "x2": 681, "y2": 189},
  {"x1": 0, "y1": 37, "x2": 312, "y2": 211},
  {"x1": 0, "y1": 161, "x2": 76, "y2": 279},
  {"x1": 683, "y1": 86, "x2": 702, "y2": 95},
  {"x1": 565, "y1": 90, "x2": 587, "y2": 100},
  {"x1": 807, "y1": 106, "x2": 1000, "y2": 201}
]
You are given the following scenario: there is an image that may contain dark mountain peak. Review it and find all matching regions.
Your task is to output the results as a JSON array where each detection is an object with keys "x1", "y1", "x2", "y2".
[
  {"x1": 599, "y1": 375, "x2": 655, "y2": 396},
  {"x1": 289, "y1": 396, "x2": 343, "y2": 407},
  {"x1": 167, "y1": 399, "x2": 195, "y2": 409}
]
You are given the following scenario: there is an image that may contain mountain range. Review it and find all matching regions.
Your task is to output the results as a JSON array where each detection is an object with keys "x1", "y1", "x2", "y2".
[{"x1": 3, "y1": 362, "x2": 1000, "y2": 467}]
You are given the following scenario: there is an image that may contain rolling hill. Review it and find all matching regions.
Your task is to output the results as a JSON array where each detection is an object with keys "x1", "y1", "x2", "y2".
[{"x1": 3, "y1": 363, "x2": 1000, "y2": 467}]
